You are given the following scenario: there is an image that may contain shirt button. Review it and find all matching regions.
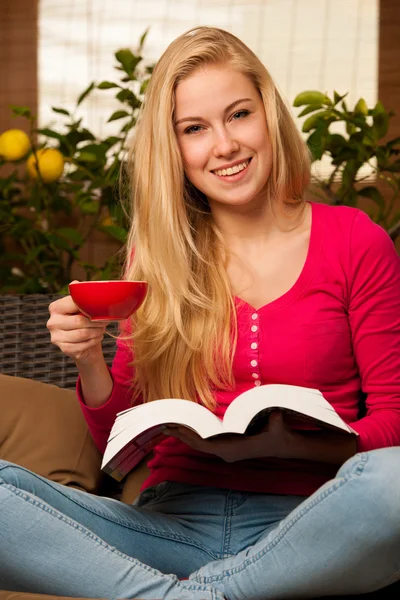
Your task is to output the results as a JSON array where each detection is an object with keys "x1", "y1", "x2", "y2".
[
  {"x1": 251, "y1": 313, "x2": 258, "y2": 320},
  {"x1": 254, "y1": 380, "x2": 261, "y2": 387},
  {"x1": 251, "y1": 342, "x2": 258, "y2": 350},
  {"x1": 251, "y1": 325, "x2": 258, "y2": 332},
  {"x1": 251, "y1": 360, "x2": 258, "y2": 367},
  {"x1": 252, "y1": 373, "x2": 259, "y2": 379}
]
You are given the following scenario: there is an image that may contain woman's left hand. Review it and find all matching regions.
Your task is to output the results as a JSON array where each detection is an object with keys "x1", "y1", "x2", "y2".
[{"x1": 163, "y1": 410, "x2": 297, "y2": 462}]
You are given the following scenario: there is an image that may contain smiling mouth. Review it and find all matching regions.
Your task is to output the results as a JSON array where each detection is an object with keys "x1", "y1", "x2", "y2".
[{"x1": 212, "y1": 158, "x2": 252, "y2": 178}]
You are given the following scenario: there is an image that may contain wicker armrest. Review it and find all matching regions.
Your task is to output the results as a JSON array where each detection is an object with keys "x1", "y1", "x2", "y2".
[{"x1": 0, "y1": 294, "x2": 118, "y2": 389}]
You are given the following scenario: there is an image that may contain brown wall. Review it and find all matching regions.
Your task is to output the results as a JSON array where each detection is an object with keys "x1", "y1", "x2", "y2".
[
  {"x1": 379, "y1": 0, "x2": 400, "y2": 142},
  {"x1": 0, "y1": 1, "x2": 38, "y2": 135},
  {"x1": 378, "y1": 0, "x2": 400, "y2": 250}
]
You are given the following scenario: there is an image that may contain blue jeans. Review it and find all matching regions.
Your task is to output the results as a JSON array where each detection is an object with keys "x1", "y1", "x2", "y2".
[{"x1": 0, "y1": 448, "x2": 399, "y2": 599}]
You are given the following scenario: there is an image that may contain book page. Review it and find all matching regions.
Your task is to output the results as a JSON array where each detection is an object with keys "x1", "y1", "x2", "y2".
[
  {"x1": 222, "y1": 384, "x2": 357, "y2": 435},
  {"x1": 102, "y1": 398, "x2": 224, "y2": 468}
]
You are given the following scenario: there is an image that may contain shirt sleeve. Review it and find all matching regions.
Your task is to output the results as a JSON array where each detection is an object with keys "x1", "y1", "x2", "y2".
[
  {"x1": 77, "y1": 333, "x2": 139, "y2": 453},
  {"x1": 347, "y1": 209, "x2": 400, "y2": 451}
]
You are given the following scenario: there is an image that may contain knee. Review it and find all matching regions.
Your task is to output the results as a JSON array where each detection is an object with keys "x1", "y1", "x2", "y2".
[
  {"x1": 362, "y1": 446, "x2": 400, "y2": 487},
  {"x1": 341, "y1": 447, "x2": 400, "y2": 524}
]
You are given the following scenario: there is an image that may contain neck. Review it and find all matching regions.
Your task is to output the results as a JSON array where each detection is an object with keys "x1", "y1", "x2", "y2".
[{"x1": 210, "y1": 198, "x2": 309, "y2": 251}]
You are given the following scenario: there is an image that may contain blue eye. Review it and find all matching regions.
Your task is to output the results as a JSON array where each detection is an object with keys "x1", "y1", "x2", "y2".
[
  {"x1": 232, "y1": 109, "x2": 250, "y2": 120},
  {"x1": 184, "y1": 125, "x2": 203, "y2": 135}
]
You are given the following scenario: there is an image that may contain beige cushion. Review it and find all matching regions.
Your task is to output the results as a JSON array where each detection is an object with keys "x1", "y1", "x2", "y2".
[{"x1": 0, "y1": 374, "x2": 104, "y2": 493}]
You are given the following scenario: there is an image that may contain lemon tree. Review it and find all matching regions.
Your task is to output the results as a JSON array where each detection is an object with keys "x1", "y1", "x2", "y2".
[{"x1": 0, "y1": 30, "x2": 152, "y2": 293}]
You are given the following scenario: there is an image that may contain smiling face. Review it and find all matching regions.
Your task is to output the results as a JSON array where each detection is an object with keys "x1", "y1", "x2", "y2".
[{"x1": 174, "y1": 64, "x2": 272, "y2": 211}]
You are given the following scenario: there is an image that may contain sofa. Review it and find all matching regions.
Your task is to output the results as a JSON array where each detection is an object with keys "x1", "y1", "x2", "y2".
[
  {"x1": 0, "y1": 294, "x2": 150, "y2": 599},
  {"x1": 0, "y1": 294, "x2": 398, "y2": 599}
]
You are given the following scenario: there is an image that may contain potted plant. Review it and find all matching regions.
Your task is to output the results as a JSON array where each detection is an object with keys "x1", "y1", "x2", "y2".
[
  {"x1": 0, "y1": 31, "x2": 153, "y2": 294},
  {"x1": 292, "y1": 90, "x2": 400, "y2": 241}
]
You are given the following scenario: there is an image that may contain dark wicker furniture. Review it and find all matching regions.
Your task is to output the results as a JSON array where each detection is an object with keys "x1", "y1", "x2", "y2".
[{"x1": 0, "y1": 294, "x2": 118, "y2": 388}]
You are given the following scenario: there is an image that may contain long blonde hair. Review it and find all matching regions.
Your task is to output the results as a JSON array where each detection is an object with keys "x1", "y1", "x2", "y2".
[{"x1": 124, "y1": 26, "x2": 311, "y2": 408}]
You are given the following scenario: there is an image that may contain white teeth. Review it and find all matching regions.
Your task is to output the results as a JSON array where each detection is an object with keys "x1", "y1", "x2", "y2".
[{"x1": 214, "y1": 160, "x2": 249, "y2": 177}]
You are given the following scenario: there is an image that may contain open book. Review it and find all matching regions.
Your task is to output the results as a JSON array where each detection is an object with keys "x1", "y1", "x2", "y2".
[{"x1": 101, "y1": 384, "x2": 358, "y2": 481}]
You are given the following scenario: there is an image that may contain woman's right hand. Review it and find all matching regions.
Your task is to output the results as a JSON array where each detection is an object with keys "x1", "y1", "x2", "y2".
[{"x1": 47, "y1": 292, "x2": 109, "y2": 365}]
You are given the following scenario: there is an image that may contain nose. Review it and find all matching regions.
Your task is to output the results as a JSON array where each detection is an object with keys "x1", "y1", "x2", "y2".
[{"x1": 212, "y1": 127, "x2": 239, "y2": 158}]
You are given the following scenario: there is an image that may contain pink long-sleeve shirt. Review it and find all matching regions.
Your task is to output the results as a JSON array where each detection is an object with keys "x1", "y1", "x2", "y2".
[{"x1": 78, "y1": 201, "x2": 400, "y2": 496}]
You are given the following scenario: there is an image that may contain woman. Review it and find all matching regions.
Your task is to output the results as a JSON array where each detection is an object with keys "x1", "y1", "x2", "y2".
[{"x1": 1, "y1": 26, "x2": 399, "y2": 600}]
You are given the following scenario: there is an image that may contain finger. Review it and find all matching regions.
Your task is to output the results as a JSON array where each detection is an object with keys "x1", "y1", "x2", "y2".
[
  {"x1": 48, "y1": 294, "x2": 81, "y2": 316},
  {"x1": 48, "y1": 312, "x2": 107, "y2": 331},
  {"x1": 52, "y1": 328, "x2": 105, "y2": 345}
]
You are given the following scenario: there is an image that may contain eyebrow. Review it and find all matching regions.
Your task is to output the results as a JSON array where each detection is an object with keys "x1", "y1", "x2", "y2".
[{"x1": 174, "y1": 97, "x2": 253, "y2": 126}]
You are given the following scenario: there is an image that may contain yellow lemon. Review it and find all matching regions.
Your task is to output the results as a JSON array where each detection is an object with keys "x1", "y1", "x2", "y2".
[
  {"x1": 0, "y1": 129, "x2": 31, "y2": 161},
  {"x1": 27, "y1": 148, "x2": 65, "y2": 183}
]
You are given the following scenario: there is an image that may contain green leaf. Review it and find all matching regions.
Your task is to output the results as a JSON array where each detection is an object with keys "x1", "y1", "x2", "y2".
[
  {"x1": 302, "y1": 111, "x2": 332, "y2": 133},
  {"x1": 372, "y1": 100, "x2": 386, "y2": 116},
  {"x1": 52, "y1": 107, "x2": 70, "y2": 116},
  {"x1": 37, "y1": 128, "x2": 65, "y2": 141},
  {"x1": 357, "y1": 186, "x2": 385, "y2": 207},
  {"x1": 76, "y1": 152, "x2": 98, "y2": 163},
  {"x1": 361, "y1": 133, "x2": 375, "y2": 147},
  {"x1": 339, "y1": 187, "x2": 358, "y2": 207},
  {"x1": 121, "y1": 118, "x2": 136, "y2": 133},
  {"x1": 353, "y1": 98, "x2": 368, "y2": 116},
  {"x1": 328, "y1": 134, "x2": 347, "y2": 151},
  {"x1": 306, "y1": 127, "x2": 326, "y2": 160},
  {"x1": 116, "y1": 88, "x2": 141, "y2": 109},
  {"x1": 97, "y1": 224, "x2": 127, "y2": 243},
  {"x1": 77, "y1": 82, "x2": 95, "y2": 106},
  {"x1": 297, "y1": 104, "x2": 323, "y2": 118},
  {"x1": 140, "y1": 79, "x2": 150, "y2": 95},
  {"x1": 293, "y1": 91, "x2": 331, "y2": 107},
  {"x1": 107, "y1": 110, "x2": 130, "y2": 122},
  {"x1": 333, "y1": 91, "x2": 348, "y2": 106},
  {"x1": 55, "y1": 227, "x2": 84, "y2": 245},
  {"x1": 67, "y1": 169, "x2": 86, "y2": 181},
  {"x1": 115, "y1": 49, "x2": 141, "y2": 76},
  {"x1": 11, "y1": 105, "x2": 32, "y2": 118},
  {"x1": 342, "y1": 159, "x2": 360, "y2": 188},
  {"x1": 372, "y1": 107, "x2": 389, "y2": 139},
  {"x1": 47, "y1": 233, "x2": 73, "y2": 251},
  {"x1": 97, "y1": 81, "x2": 120, "y2": 89},
  {"x1": 139, "y1": 28, "x2": 149, "y2": 51},
  {"x1": 80, "y1": 200, "x2": 99, "y2": 215},
  {"x1": 346, "y1": 121, "x2": 357, "y2": 135},
  {"x1": 79, "y1": 143, "x2": 107, "y2": 160}
]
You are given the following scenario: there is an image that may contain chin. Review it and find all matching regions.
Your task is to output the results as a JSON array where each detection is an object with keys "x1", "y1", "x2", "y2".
[{"x1": 219, "y1": 191, "x2": 261, "y2": 206}]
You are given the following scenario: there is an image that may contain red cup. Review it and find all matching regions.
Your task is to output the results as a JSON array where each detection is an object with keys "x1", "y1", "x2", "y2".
[{"x1": 68, "y1": 280, "x2": 148, "y2": 321}]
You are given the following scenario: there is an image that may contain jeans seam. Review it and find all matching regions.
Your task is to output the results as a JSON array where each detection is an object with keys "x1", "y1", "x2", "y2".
[
  {"x1": 2, "y1": 481, "x2": 222, "y2": 597},
  {"x1": 222, "y1": 491, "x2": 233, "y2": 557},
  {"x1": 195, "y1": 453, "x2": 369, "y2": 583},
  {"x1": 0, "y1": 465, "x2": 217, "y2": 558}
]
